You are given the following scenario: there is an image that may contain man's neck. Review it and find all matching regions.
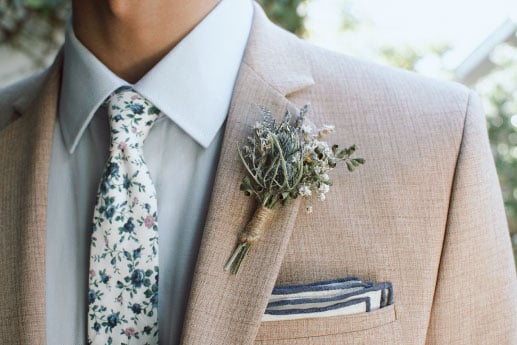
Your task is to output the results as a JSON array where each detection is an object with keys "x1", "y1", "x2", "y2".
[{"x1": 72, "y1": 0, "x2": 220, "y2": 83}]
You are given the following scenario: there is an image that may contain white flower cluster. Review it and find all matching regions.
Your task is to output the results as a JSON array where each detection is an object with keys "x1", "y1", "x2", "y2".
[{"x1": 298, "y1": 124, "x2": 337, "y2": 213}]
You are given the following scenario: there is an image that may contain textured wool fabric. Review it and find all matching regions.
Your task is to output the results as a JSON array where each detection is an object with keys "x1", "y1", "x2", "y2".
[
  {"x1": 0, "y1": 55, "x2": 61, "y2": 344},
  {"x1": 0, "y1": 3, "x2": 516, "y2": 345}
]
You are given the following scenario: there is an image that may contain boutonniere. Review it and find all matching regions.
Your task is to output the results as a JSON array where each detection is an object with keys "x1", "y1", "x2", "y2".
[{"x1": 224, "y1": 105, "x2": 364, "y2": 274}]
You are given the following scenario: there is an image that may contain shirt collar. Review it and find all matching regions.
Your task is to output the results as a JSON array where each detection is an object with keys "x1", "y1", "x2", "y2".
[{"x1": 59, "y1": 0, "x2": 253, "y2": 153}]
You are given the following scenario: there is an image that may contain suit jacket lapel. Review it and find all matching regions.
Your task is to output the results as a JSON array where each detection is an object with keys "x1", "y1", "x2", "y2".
[
  {"x1": 0, "y1": 52, "x2": 62, "y2": 344},
  {"x1": 180, "y1": 5, "x2": 314, "y2": 345}
]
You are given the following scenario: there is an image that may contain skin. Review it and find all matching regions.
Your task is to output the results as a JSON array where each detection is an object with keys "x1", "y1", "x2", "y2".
[{"x1": 72, "y1": 0, "x2": 221, "y2": 83}]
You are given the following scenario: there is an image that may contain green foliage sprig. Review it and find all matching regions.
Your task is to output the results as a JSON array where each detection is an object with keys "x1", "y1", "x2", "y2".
[{"x1": 239, "y1": 105, "x2": 364, "y2": 211}]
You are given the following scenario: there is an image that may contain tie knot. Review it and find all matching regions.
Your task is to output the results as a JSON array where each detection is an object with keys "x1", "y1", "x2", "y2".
[{"x1": 107, "y1": 87, "x2": 161, "y2": 150}]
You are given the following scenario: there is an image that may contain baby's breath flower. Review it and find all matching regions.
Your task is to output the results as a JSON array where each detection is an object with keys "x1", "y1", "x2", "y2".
[
  {"x1": 299, "y1": 185, "x2": 312, "y2": 197},
  {"x1": 319, "y1": 183, "x2": 330, "y2": 194},
  {"x1": 301, "y1": 124, "x2": 312, "y2": 140},
  {"x1": 291, "y1": 152, "x2": 301, "y2": 163},
  {"x1": 318, "y1": 124, "x2": 335, "y2": 139},
  {"x1": 301, "y1": 124, "x2": 312, "y2": 133}
]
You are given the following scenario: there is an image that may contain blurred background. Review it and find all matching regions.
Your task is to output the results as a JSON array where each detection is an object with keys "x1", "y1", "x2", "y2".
[{"x1": 0, "y1": 0, "x2": 516, "y2": 264}]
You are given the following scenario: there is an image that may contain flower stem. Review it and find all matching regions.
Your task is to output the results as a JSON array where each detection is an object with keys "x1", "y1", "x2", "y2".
[
  {"x1": 224, "y1": 242, "x2": 251, "y2": 274},
  {"x1": 224, "y1": 206, "x2": 274, "y2": 274}
]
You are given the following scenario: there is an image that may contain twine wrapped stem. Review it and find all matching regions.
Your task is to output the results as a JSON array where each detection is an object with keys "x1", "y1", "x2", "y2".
[{"x1": 224, "y1": 206, "x2": 275, "y2": 274}]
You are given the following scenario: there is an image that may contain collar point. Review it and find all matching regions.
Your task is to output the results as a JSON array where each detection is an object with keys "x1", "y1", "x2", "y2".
[{"x1": 196, "y1": 134, "x2": 218, "y2": 149}]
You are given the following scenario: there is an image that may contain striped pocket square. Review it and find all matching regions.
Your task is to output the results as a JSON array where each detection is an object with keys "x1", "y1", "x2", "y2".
[{"x1": 263, "y1": 277, "x2": 393, "y2": 321}]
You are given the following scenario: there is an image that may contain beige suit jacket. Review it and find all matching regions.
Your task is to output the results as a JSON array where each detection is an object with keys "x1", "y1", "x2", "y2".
[{"x1": 1, "y1": 5, "x2": 516, "y2": 345}]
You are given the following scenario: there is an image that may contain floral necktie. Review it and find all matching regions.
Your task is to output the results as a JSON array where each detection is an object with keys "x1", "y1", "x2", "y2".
[{"x1": 88, "y1": 87, "x2": 160, "y2": 345}]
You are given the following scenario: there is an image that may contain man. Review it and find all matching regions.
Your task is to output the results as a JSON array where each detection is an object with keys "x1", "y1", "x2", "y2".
[{"x1": 0, "y1": 0, "x2": 515, "y2": 344}]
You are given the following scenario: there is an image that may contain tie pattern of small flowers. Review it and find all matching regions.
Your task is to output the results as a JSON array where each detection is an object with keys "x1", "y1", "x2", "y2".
[{"x1": 88, "y1": 87, "x2": 161, "y2": 345}]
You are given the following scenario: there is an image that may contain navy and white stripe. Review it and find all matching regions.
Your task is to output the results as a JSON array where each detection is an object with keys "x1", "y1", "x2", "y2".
[{"x1": 263, "y1": 277, "x2": 393, "y2": 321}]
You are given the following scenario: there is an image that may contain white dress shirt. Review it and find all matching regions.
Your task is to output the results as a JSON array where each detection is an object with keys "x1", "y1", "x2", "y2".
[{"x1": 45, "y1": 0, "x2": 253, "y2": 343}]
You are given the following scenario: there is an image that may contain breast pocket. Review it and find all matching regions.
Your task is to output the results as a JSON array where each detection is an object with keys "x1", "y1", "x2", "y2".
[{"x1": 254, "y1": 304, "x2": 398, "y2": 345}]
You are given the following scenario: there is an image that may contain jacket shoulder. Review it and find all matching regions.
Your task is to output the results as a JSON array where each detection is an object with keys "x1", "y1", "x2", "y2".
[
  {"x1": 283, "y1": 38, "x2": 478, "y2": 171},
  {"x1": 298, "y1": 39, "x2": 472, "y2": 117},
  {"x1": 0, "y1": 70, "x2": 47, "y2": 131}
]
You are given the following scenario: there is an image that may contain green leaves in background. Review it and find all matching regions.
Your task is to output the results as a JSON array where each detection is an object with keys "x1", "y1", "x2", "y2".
[
  {"x1": 476, "y1": 44, "x2": 517, "y2": 262},
  {"x1": 18, "y1": 0, "x2": 66, "y2": 9},
  {"x1": 257, "y1": 0, "x2": 307, "y2": 35}
]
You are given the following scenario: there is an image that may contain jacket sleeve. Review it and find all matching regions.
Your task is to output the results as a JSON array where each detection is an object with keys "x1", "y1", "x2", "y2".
[{"x1": 425, "y1": 91, "x2": 517, "y2": 344}]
